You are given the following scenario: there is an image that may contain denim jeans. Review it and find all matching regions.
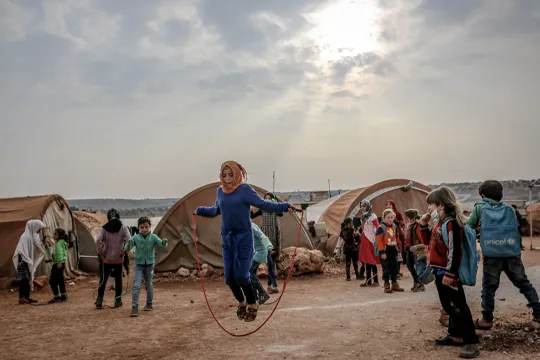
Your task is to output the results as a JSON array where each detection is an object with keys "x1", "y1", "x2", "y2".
[
  {"x1": 250, "y1": 261, "x2": 267, "y2": 300},
  {"x1": 267, "y1": 253, "x2": 278, "y2": 288},
  {"x1": 482, "y1": 256, "x2": 540, "y2": 321},
  {"x1": 415, "y1": 256, "x2": 434, "y2": 285},
  {"x1": 132, "y1": 264, "x2": 154, "y2": 310},
  {"x1": 406, "y1": 251, "x2": 419, "y2": 284}
]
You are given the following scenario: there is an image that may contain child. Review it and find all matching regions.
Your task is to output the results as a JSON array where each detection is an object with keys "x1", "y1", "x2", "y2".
[
  {"x1": 47, "y1": 228, "x2": 71, "y2": 303},
  {"x1": 340, "y1": 218, "x2": 360, "y2": 281},
  {"x1": 427, "y1": 187, "x2": 480, "y2": 359},
  {"x1": 12, "y1": 220, "x2": 47, "y2": 304},
  {"x1": 376, "y1": 209, "x2": 404, "y2": 293},
  {"x1": 251, "y1": 192, "x2": 283, "y2": 294},
  {"x1": 358, "y1": 200, "x2": 380, "y2": 287},
  {"x1": 467, "y1": 180, "x2": 540, "y2": 329},
  {"x1": 404, "y1": 209, "x2": 425, "y2": 292},
  {"x1": 95, "y1": 209, "x2": 131, "y2": 309},
  {"x1": 250, "y1": 222, "x2": 273, "y2": 304},
  {"x1": 194, "y1": 161, "x2": 296, "y2": 322},
  {"x1": 124, "y1": 217, "x2": 168, "y2": 317}
]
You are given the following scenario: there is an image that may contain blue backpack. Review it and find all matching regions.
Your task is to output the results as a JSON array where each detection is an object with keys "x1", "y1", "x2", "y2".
[
  {"x1": 478, "y1": 201, "x2": 521, "y2": 258},
  {"x1": 441, "y1": 220, "x2": 480, "y2": 286},
  {"x1": 375, "y1": 223, "x2": 397, "y2": 257}
]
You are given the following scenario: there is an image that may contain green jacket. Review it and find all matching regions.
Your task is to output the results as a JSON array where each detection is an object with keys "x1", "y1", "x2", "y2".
[
  {"x1": 252, "y1": 222, "x2": 273, "y2": 264},
  {"x1": 124, "y1": 233, "x2": 168, "y2": 265},
  {"x1": 52, "y1": 240, "x2": 68, "y2": 264},
  {"x1": 466, "y1": 197, "x2": 512, "y2": 228}
]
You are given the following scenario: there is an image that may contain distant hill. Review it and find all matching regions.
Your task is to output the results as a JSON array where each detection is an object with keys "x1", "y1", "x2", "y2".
[{"x1": 67, "y1": 180, "x2": 539, "y2": 217}]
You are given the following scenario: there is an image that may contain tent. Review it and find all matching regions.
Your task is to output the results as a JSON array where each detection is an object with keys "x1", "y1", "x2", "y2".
[
  {"x1": 0, "y1": 195, "x2": 79, "y2": 278},
  {"x1": 307, "y1": 179, "x2": 432, "y2": 255},
  {"x1": 73, "y1": 211, "x2": 107, "y2": 274},
  {"x1": 153, "y1": 182, "x2": 314, "y2": 272}
]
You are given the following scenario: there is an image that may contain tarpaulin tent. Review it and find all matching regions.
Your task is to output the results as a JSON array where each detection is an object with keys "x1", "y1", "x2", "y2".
[
  {"x1": 153, "y1": 182, "x2": 314, "y2": 272},
  {"x1": 308, "y1": 179, "x2": 432, "y2": 255},
  {"x1": 73, "y1": 211, "x2": 107, "y2": 274},
  {"x1": 0, "y1": 195, "x2": 78, "y2": 278}
]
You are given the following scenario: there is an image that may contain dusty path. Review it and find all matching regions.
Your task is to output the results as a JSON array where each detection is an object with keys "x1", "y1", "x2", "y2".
[{"x1": 2, "y1": 248, "x2": 540, "y2": 360}]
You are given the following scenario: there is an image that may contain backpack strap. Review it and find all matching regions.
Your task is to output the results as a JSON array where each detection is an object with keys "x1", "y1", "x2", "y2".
[{"x1": 441, "y1": 219, "x2": 452, "y2": 247}]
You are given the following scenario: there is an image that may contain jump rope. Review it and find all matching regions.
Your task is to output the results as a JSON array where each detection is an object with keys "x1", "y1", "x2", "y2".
[
  {"x1": 92, "y1": 259, "x2": 131, "y2": 309},
  {"x1": 191, "y1": 209, "x2": 304, "y2": 337}
]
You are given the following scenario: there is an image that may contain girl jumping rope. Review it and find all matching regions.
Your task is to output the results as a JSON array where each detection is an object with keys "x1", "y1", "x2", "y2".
[{"x1": 194, "y1": 161, "x2": 297, "y2": 322}]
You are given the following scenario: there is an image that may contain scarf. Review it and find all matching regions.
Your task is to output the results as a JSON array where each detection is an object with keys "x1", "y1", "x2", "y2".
[
  {"x1": 219, "y1": 161, "x2": 247, "y2": 195},
  {"x1": 12, "y1": 220, "x2": 46, "y2": 281},
  {"x1": 361, "y1": 200, "x2": 373, "y2": 221},
  {"x1": 386, "y1": 200, "x2": 404, "y2": 224}
]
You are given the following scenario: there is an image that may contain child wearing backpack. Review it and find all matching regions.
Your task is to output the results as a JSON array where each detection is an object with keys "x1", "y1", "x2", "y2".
[
  {"x1": 427, "y1": 187, "x2": 480, "y2": 359},
  {"x1": 376, "y1": 209, "x2": 404, "y2": 294},
  {"x1": 467, "y1": 180, "x2": 540, "y2": 330}
]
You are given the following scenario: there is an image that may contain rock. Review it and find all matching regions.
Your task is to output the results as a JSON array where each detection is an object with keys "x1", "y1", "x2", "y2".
[
  {"x1": 200, "y1": 264, "x2": 214, "y2": 278},
  {"x1": 177, "y1": 268, "x2": 190, "y2": 277},
  {"x1": 69, "y1": 282, "x2": 75, "y2": 286},
  {"x1": 277, "y1": 247, "x2": 324, "y2": 276},
  {"x1": 161, "y1": 272, "x2": 172, "y2": 278},
  {"x1": 190, "y1": 270, "x2": 198, "y2": 278}
]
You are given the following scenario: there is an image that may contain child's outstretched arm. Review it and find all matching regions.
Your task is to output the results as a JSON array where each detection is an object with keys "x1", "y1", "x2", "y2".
[
  {"x1": 196, "y1": 201, "x2": 221, "y2": 218},
  {"x1": 124, "y1": 236, "x2": 136, "y2": 252},
  {"x1": 465, "y1": 204, "x2": 480, "y2": 228},
  {"x1": 243, "y1": 185, "x2": 291, "y2": 213},
  {"x1": 153, "y1": 234, "x2": 168, "y2": 248}
]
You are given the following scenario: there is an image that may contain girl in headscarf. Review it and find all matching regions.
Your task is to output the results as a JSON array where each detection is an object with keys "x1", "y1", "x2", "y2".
[
  {"x1": 385, "y1": 200, "x2": 406, "y2": 279},
  {"x1": 194, "y1": 161, "x2": 296, "y2": 322},
  {"x1": 358, "y1": 200, "x2": 380, "y2": 287},
  {"x1": 12, "y1": 220, "x2": 47, "y2": 304},
  {"x1": 251, "y1": 192, "x2": 283, "y2": 294}
]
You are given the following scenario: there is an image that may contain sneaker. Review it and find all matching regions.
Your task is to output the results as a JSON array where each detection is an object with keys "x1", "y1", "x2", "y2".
[
  {"x1": 130, "y1": 309, "x2": 139, "y2": 317},
  {"x1": 143, "y1": 305, "x2": 153, "y2": 312},
  {"x1": 18, "y1": 298, "x2": 29, "y2": 305},
  {"x1": 346, "y1": 277, "x2": 351, "y2": 282},
  {"x1": 413, "y1": 284, "x2": 425, "y2": 292},
  {"x1": 95, "y1": 298, "x2": 103, "y2": 309},
  {"x1": 459, "y1": 344, "x2": 480, "y2": 358},
  {"x1": 27, "y1": 298, "x2": 38, "y2": 304},
  {"x1": 411, "y1": 283, "x2": 418, "y2": 291},
  {"x1": 60, "y1": 295, "x2": 68, "y2": 302},
  {"x1": 267, "y1": 287, "x2": 279, "y2": 294},
  {"x1": 259, "y1": 292, "x2": 271, "y2": 305},
  {"x1": 114, "y1": 300, "x2": 123, "y2": 308}
]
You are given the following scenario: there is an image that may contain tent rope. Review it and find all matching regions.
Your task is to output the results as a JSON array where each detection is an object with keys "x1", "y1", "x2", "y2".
[{"x1": 191, "y1": 210, "x2": 304, "y2": 337}]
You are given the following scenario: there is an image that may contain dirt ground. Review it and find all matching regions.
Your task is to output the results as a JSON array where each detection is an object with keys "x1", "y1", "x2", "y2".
[{"x1": 2, "y1": 239, "x2": 540, "y2": 360}]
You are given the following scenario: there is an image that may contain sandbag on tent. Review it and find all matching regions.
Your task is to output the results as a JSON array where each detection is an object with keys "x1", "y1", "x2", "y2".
[
  {"x1": 0, "y1": 195, "x2": 79, "y2": 279},
  {"x1": 153, "y1": 182, "x2": 314, "y2": 272}
]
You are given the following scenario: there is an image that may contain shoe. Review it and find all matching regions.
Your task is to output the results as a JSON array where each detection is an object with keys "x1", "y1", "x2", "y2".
[
  {"x1": 114, "y1": 300, "x2": 123, "y2": 308},
  {"x1": 27, "y1": 298, "x2": 38, "y2": 304},
  {"x1": 475, "y1": 318, "x2": 493, "y2": 330},
  {"x1": 60, "y1": 295, "x2": 68, "y2": 302},
  {"x1": 384, "y1": 282, "x2": 393, "y2": 293},
  {"x1": 130, "y1": 309, "x2": 139, "y2": 317},
  {"x1": 371, "y1": 282, "x2": 380, "y2": 288},
  {"x1": 411, "y1": 283, "x2": 418, "y2": 291},
  {"x1": 95, "y1": 298, "x2": 103, "y2": 309},
  {"x1": 267, "y1": 287, "x2": 279, "y2": 294},
  {"x1": 346, "y1": 277, "x2": 351, "y2": 281},
  {"x1": 391, "y1": 282, "x2": 405, "y2": 292},
  {"x1": 244, "y1": 304, "x2": 259, "y2": 322},
  {"x1": 435, "y1": 335, "x2": 463, "y2": 346},
  {"x1": 18, "y1": 298, "x2": 29, "y2": 305},
  {"x1": 360, "y1": 282, "x2": 370, "y2": 287},
  {"x1": 237, "y1": 304, "x2": 247, "y2": 320},
  {"x1": 459, "y1": 344, "x2": 480, "y2": 358},
  {"x1": 48, "y1": 297, "x2": 61, "y2": 304},
  {"x1": 259, "y1": 292, "x2": 270, "y2": 305},
  {"x1": 413, "y1": 283, "x2": 425, "y2": 292},
  {"x1": 143, "y1": 305, "x2": 153, "y2": 311}
]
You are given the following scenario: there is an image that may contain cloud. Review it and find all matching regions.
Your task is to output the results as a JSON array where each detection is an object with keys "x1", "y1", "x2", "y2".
[{"x1": 0, "y1": 0, "x2": 539, "y2": 198}]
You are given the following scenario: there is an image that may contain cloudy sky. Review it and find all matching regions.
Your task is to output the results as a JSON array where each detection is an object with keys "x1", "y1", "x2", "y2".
[{"x1": 1, "y1": 0, "x2": 538, "y2": 199}]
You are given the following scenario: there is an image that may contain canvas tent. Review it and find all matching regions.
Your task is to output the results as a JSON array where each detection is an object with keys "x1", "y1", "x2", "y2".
[
  {"x1": 73, "y1": 211, "x2": 107, "y2": 274},
  {"x1": 307, "y1": 179, "x2": 432, "y2": 255},
  {"x1": 153, "y1": 182, "x2": 314, "y2": 272},
  {"x1": 0, "y1": 195, "x2": 78, "y2": 278}
]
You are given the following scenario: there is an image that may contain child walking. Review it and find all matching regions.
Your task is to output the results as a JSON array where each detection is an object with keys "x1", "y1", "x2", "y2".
[
  {"x1": 376, "y1": 209, "x2": 404, "y2": 293},
  {"x1": 250, "y1": 222, "x2": 273, "y2": 304},
  {"x1": 427, "y1": 187, "x2": 479, "y2": 359},
  {"x1": 47, "y1": 228, "x2": 71, "y2": 303},
  {"x1": 125, "y1": 217, "x2": 168, "y2": 317},
  {"x1": 466, "y1": 180, "x2": 540, "y2": 329},
  {"x1": 195, "y1": 161, "x2": 296, "y2": 322},
  {"x1": 404, "y1": 209, "x2": 426, "y2": 292},
  {"x1": 359, "y1": 200, "x2": 380, "y2": 287},
  {"x1": 340, "y1": 218, "x2": 360, "y2": 281}
]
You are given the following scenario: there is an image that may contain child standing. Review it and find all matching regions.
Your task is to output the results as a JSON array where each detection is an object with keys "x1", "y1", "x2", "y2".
[
  {"x1": 125, "y1": 217, "x2": 168, "y2": 317},
  {"x1": 376, "y1": 209, "x2": 404, "y2": 293},
  {"x1": 95, "y1": 209, "x2": 131, "y2": 309},
  {"x1": 467, "y1": 180, "x2": 540, "y2": 329},
  {"x1": 195, "y1": 161, "x2": 296, "y2": 322},
  {"x1": 250, "y1": 222, "x2": 273, "y2": 304},
  {"x1": 340, "y1": 218, "x2": 360, "y2": 281},
  {"x1": 404, "y1": 209, "x2": 425, "y2": 292},
  {"x1": 13, "y1": 220, "x2": 47, "y2": 304},
  {"x1": 47, "y1": 228, "x2": 71, "y2": 303},
  {"x1": 427, "y1": 187, "x2": 479, "y2": 359},
  {"x1": 359, "y1": 200, "x2": 380, "y2": 287}
]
